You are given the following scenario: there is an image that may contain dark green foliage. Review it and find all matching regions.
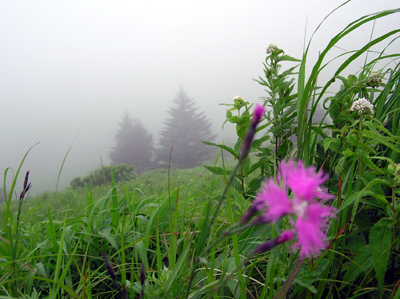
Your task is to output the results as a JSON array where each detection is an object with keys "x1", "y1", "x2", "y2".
[
  {"x1": 109, "y1": 113, "x2": 154, "y2": 174},
  {"x1": 70, "y1": 164, "x2": 136, "y2": 189},
  {"x1": 156, "y1": 88, "x2": 216, "y2": 168}
]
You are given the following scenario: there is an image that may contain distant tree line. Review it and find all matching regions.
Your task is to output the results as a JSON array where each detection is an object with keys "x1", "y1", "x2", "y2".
[
  {"x1": 70, "y1": 164, "x2": 136, "y2": 189},
  {"x1": 70, "y1": 88, "x2": 216, "y2": 189}
]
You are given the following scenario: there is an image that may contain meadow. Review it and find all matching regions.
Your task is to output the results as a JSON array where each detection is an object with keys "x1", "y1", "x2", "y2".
[{"x1": 1, "y1": 6, "x2": 400, "y2": 299}]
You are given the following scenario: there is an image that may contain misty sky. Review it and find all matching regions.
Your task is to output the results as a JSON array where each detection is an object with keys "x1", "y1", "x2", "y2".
[{"x1": 1, "y1": 0, "x2": 399, "y2": 196}]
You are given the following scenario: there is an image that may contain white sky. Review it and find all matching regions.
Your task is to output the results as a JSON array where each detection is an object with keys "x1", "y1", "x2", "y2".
[{"x1": 1, "y1": 0, "x2": 399, "y2": 196}]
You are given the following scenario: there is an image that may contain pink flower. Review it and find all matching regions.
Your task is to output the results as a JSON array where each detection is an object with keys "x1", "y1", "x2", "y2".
[
  {"x1": 279, "y1": 160, "x2": 333, "y2": 203},
  {"x1": 241, "y1": 160, "x2": 335, "y2": 258},
  {"x1": 295, "y1": 204, "x2": 333, "y2": 257},
  {"x1": 252, "y1": 181, "x2": 293, "y2": 223}
]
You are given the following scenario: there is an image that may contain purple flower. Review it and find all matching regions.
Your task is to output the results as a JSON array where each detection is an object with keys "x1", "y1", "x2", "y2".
[
  {"x1": 241, "y1": 160, "x2": 335, "y2": 258},
  {"x1": 240, "y1": 103, "x2": 265, "y2": 159},
  {"x1": 20, "y1": 171, "x2": 32, "y2": 200}
]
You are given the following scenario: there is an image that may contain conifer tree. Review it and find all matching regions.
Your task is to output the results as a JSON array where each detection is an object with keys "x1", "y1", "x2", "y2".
[
  {"x1": 156, "y1": 88, "x2": 216, "y2": 168},
  {"x1": 109, "y1": 113, "x2": 153, "y2": 174}
]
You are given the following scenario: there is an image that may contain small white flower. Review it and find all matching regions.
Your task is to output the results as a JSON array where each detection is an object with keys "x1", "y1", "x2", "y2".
[
  {"x1": 350, "y1": 98, "x2": 374, "y2": 115},
  {"x1": 233, "y1": 95, "x2": 243, "y2": 101},
  {"x1": 266, "y1": 43, "x2": 279, "y2": 54}
]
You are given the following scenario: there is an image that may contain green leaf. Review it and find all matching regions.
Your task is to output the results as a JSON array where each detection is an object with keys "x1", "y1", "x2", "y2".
[
  {"x1": 357, "y1": 149, "x2": 382, "y2": 172},
  {"x1": 348, "y1": 74, "x2": 357, "y2": 85},
  {"x1": 323, "y1": 138, "x2": 341, "y2": 152},
  {"x1": 202, "y1": 165, "x2": 232, "y2": 176},
  {"x1": 294, "y1": 279, "x2": 317, "y2": 293},
  {"x1": 339, "y1": 178, "x2": 393, "y2": 214},
  {"x1": 364, "y1": 130, "x2": 400, "y2": 153},
  {"x1": 160, "y1": 242, "x2": 192, "y2": 296},
  {"x1": 370, "y1": 218, "x2": 392, "y2": 294},
  {"x1": 347, "y1": 233, "x2": 366, "y2": 253},
  {"x1": 252, "y1": 135, "x2": 270, "y2": 149},
  {"x1": 354, "y1": 209, "x2": 372, "y2": 232},
  {"x1": 342, "y1": 149, "x2": 355, "y2": 159},
  {"x1": 227, "y1": 115, "x2": 240, "y2": 124},
  {"x1": 278, "y1": 54, "x2": 301, "y2": 62},
  {"x1": 241, "y1": 156, "x2": 250, "y2": 174},
  {"x1": 247, "y1": 159, "x2": 269, "y2": 176},
  {"x1": 135, "y1": 240, "x2": 148, "y2": 267},
  {"x1": 346, "y1": 132, "x2": 358, "y2": 146},
  {"x1": 236, "y1": 115, "x2": 251, "y2": 139},
  {"x1": 342, "y1": 245, "x2": 373, "y2": 287},
  {"x1": 201, "y1": 141, "x2": 239, "y2": 159},
  {"x1": 98, "y1": 230, "x2": 119, "y2": 251}
]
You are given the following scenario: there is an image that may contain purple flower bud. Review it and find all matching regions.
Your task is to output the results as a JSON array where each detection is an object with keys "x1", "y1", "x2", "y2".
[
  {"x1": 253, "y1": 230, "x2": 294, "y2": 255},
  {"x1": 254, "y1": 239, "x2": 278, "y2": 255},
  {"x1": 23, "y1": 171, "x2": 30, "y2": 190},
  {"x1": 252, "y1": 103, "x2": 265, "y2": 126},
  {"x1": 240, "y1": 103, "x2": 265, "y2": 159},
  {"x1": 240, "y1": 205, "x2": 258, "y2": 224},
  {"x1": 278, "y1": 230, "x2": 295, "y2": 243},
  {"x1": 19, "y1": 171, "x2": 32, "y2": 200}
]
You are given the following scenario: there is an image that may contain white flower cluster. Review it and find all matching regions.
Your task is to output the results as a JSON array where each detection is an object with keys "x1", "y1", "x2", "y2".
[
  {"x1": 266, "y1": 43, "x2": 279, "y2": 54},
  {"x1": 350, "y1": 98, "x2": 374, "y2": 115}
]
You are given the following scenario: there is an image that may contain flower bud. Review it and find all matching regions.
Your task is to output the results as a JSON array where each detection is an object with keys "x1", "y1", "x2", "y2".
[
  {"x1": 367, "y1": 70, "x2": 382, "y2": 88},
  {"x1": 253, "y1": 230, "x2": 294, "y2": 255},
  {"x1": 240, "y1": 205, "x2": 258, "y2": 224},
  {"x1": 266, "y1": 43, "x2": 279, "y2": 54},
  {"x1": 240, "y1": 103, "x2": 265, "y2": 159}
]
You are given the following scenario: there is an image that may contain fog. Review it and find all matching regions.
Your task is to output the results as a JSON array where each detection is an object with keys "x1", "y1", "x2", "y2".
[{"x1": 1, "y1": 0, "x2": 399, "y2": 196}]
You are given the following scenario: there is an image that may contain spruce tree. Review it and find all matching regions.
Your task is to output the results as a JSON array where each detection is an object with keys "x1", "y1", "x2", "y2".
[
  {"x1": 156, "y1": 88, "x2": 216, "y2": 168},
  {"x1": 109, "y1": 113, "x2": 153, "y2": 174}
]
